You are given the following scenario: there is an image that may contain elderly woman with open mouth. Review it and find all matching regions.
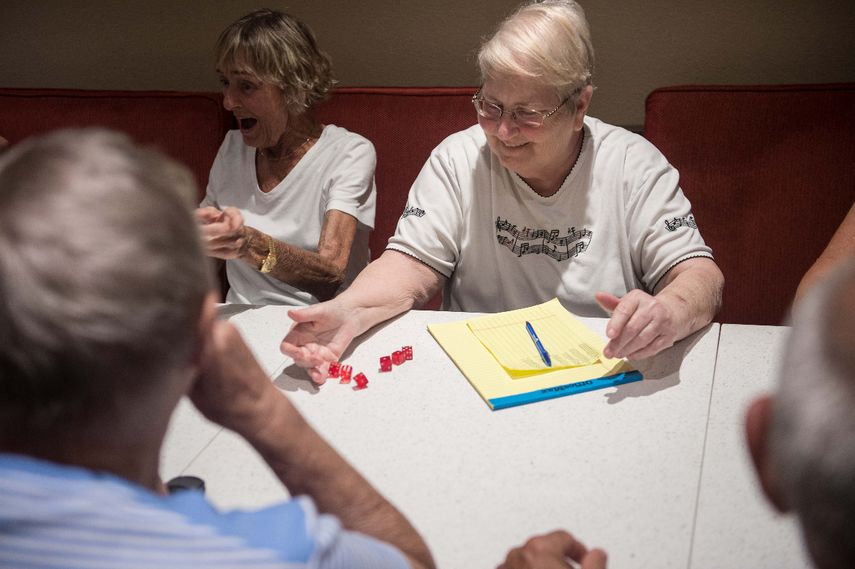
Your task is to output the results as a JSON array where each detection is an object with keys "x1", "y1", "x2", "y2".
[{"x1": 197, "y1": 9, "x2": 376, "y2": 306}]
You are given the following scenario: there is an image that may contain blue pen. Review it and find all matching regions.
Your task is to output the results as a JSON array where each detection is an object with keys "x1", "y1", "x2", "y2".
[{"x1": 525, "y1": 321, "x2": 552, "y2": 367}]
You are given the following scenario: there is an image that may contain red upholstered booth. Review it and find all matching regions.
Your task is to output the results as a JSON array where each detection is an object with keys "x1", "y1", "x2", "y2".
[
  {"x1": 0, "y1": 88, "x2": 232, "y2": 192},
  {"x1": 313, "y1": 87, "x2": 477, "y2": 265},
  {"x1": 313, "y1": 87, "x2": 477, "y2": 308},
  {"x1": 644, "y1": 84, "x2": 855, "y2": 325},
  {"x1": 0, "y1": 86, "x2": 477, "y2": 307}
]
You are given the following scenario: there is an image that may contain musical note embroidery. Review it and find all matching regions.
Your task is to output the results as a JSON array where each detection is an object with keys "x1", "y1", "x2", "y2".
[
  {"x1": 664, "y1": 214, "x2": 698, "y2": 232},
  {"x1": 495, "y1": 216, "x2": 592, "y2": 262},
  {"x1": 401, "y1": 205, "x2": 426, "y2": 219}
]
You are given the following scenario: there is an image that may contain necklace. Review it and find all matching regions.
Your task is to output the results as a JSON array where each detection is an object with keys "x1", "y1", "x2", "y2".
[
  {"x1": 257, "y1": 137, "x2": 312, "y2": 162},
  {"x1": 570, "y1": 128, "x2": 585, "y2": 171}
]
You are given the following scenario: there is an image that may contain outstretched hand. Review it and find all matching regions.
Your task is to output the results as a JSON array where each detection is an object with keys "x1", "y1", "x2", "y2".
[
  {"x1": 596, "y1": 290, "x2": 678, "y2": 359},
  {"x1": 280, "y1": 300, "x2": 361, "y2": 385},
  {"x1": 497, "y1": 530, "x2": 607, "y2": 569}
]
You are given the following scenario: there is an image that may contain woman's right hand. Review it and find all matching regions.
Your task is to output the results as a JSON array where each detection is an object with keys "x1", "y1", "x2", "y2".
[
  {"x1": 195, "y1": 206, "x2": 249, "y2": 259},
  {"x1": 280, "y1": 299, "x2": 361, "y2": 385}
]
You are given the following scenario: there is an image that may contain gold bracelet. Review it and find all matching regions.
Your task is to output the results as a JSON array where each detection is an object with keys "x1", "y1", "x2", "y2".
[{"x1": 259, "y1": 234, "x2": 277, "y2": 273}]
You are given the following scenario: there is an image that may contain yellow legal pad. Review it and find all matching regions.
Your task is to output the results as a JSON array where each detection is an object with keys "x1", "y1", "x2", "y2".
[{"x1": 428, "y1": 298, "x2": 642, "y2": 410}]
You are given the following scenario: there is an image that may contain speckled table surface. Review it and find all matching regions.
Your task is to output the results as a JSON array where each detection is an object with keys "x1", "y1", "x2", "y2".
[
  {"x1": 161, "y1": 307, "x2": 805, "y2": 569},
  {"x1": 690, "y1": 324, "x2": 811, "y2": 569}
]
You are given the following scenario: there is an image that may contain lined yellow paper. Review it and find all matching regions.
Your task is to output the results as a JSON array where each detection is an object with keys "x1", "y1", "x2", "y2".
[
  {"x1": 427, "y1": 299, "x2": 639, "y2": 409},
  {"x1": 466, "y1": 298, "x2": 615, "y2": 373}
]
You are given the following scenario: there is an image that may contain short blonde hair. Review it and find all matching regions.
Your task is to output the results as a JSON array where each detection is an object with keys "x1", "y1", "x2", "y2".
[
  {"x1": 215, "y1": 9, "x2": 335, "y2": 115},
  {"x1": 478, "y1": 0, "x2": 594, "y2": 101}
]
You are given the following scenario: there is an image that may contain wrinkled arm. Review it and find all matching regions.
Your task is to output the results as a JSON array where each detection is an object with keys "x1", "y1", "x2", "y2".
[
  {"x1": 335, "y1": 248, "x2": 445, "y2": 319},
  {"x1": 598, "y1": 257, "x2": 723, "y2": 359},
  {"x1": 281, "y1": 250, "x2": 444, "y2": 383},
  {"x1": 191, "y1": 318, "x2": 434, "y2": 569},
  {"x1": 795, "y1": 201, "x2": 855, "y2": 302},
  {"x1": 242, "y1": 209, "x2": 358, "y2": 301},
  {"x1": 197, "y1": 207, "x2": 359, "y2": 301}
]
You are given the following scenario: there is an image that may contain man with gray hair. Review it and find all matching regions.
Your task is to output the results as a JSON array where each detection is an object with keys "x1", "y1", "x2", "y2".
[
  {"x1": 0, "y1": 129, "x2": 434, "y2": 569},
  {"x1": 745, "y1": 258, "x2": 855, "y2": 569}
]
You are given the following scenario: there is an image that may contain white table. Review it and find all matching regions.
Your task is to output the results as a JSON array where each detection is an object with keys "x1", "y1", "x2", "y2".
[
  {"x1": 161, "y1": 304, "x2": 294, "y2": 478},
  {"x1": 159, "y1": 307, "x2": 805, "y2": 568},
  {"x1": 690, "y1": 324, "x2": 812, "y2": 568}
]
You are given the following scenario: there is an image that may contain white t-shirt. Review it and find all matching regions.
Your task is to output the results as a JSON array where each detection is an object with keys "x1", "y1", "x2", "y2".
[
  {"x1": 387, "y1": 117, "x2": 713, "y2": 316},
  {"x1": 203, "y1": 125, "x2": 376, "y2": 306}
]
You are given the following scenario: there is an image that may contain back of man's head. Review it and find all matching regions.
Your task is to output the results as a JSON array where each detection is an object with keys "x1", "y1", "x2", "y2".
[
  {"x1": 770, "y1": 258, "x2": 855, "y2": 569},
  {"x1": 0, "y1": 129, "x2": 212, "y2": 441}
]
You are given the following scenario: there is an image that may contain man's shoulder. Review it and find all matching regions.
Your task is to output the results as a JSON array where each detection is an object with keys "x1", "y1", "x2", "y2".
[{"x1": 0, "y1": 454, "x2": 322, "y2": 567}]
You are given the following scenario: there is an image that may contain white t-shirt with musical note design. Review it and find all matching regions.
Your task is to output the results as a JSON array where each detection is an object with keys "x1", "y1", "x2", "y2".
[{"x1": 387, "y1": 117, "x2": 713, "y2": 316}]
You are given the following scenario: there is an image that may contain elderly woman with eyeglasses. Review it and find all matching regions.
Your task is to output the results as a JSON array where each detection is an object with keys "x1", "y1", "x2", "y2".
[
  {"x1": 282, "y1": 0, "x2": 723, "y2": 384},
  {"x1": 197, "y1": 9, "x2": 376, "y2": 306}
]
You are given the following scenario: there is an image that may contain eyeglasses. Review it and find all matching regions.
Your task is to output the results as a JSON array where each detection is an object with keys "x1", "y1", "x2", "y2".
[{"x1": 471, "y1": 90, "x2": 572, "y2": 128}]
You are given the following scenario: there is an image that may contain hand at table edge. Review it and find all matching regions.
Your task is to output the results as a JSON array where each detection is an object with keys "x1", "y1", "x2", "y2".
[{"x1": 497, "y1": 530, "x2": 607, "y2": 569}]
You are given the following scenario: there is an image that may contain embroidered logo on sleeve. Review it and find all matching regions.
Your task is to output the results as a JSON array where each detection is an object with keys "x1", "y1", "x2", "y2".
[
  {"x1": 664, "y1": 214, "x2": 698, "y2": 232},
  {"x1": 401, "y1": 205, "x2": 426, "y2": 219},
  {"x1": 496, "y1": 216, "x2": 592, "y2": 262}
]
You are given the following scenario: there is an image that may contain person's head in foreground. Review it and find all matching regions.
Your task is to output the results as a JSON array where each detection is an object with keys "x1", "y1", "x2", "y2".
[
  {"x1": 215, "y1": 8, "x2": 334, "y2": 154},
  {"x1": 474, "y1": 0, "x2": 593, "y2": 192},
  {"x1": 0, "y1": 128, "x2": 211, "y2": 462},
  {"x1": 747, "y1": 258, "x2": 855, "y2": 569},
  {"x1": 0, "y1": 129, "x2": 435, "y2": 568}
]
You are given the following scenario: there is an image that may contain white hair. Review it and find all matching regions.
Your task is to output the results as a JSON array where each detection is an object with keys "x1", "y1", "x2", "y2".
[
  {"x1": 770, "y1": 258, "x2": 855, "y2": 569},
  {"x1": 477, "y1": 0, "x2": 595, "y2": 102},
  {"x1": 0, "y1": 129, "x2": 213, "y2": 434}
]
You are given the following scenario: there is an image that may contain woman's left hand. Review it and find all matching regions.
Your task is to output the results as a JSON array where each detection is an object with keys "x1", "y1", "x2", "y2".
[
  {"x1": 196, "y1": 206, "x2": 249, "y2": 259},
  {"x1": 596, "y1": 290, "x2": 678, "y2": 360},
  {"x1": 597, "y1": 258, "x2": 724, "y2": 360}
]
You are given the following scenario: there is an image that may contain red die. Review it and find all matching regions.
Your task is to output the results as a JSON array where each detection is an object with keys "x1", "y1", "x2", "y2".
[
  {"x1": 402, "y1": 345, "x2": 413, "y2": 360},
  {"x1": 379, "y1": 355, "x2": 392, "y2": 372},
  {"x1": 339, "y1": 364, "x2": 353, "y2": 383},
  {"x1": 392, "y1": 350, "x2": 406, "y2": 366},
  {"x1": 353, "y1": 372, "x2": 369, "y2": 390},
  {"x1": 328, "y1": 361, "x2": 341, "y2": 378}
]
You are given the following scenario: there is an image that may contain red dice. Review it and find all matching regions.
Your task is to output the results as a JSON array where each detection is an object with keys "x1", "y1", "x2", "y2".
[
  {"x1": 392, "y1": 350, "x2": 406, "y2": 366},
  {"x1": 402, "y1": 345, "x2": 413, "y2": 360},
  {"x1": 379, "y1": 355, "x2": 392, "y2": 372},
  {"x1": 353, "y1": 372, "x2": 369, "y2": 390},
  {"x1": 328, "y1": 361, "x2": 341, "y2": 378},
  {"x1": 339, "y1": 364, "x2": 353, "y2": 383}
]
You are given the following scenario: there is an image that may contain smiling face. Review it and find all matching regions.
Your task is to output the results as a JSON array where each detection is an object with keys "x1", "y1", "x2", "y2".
[
  {"x1": 218, "y1": 68, "x2": 290, "y2": 150},
  {"x1": 478, "y1": 76, "x2": 590, "y2": 193}
]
